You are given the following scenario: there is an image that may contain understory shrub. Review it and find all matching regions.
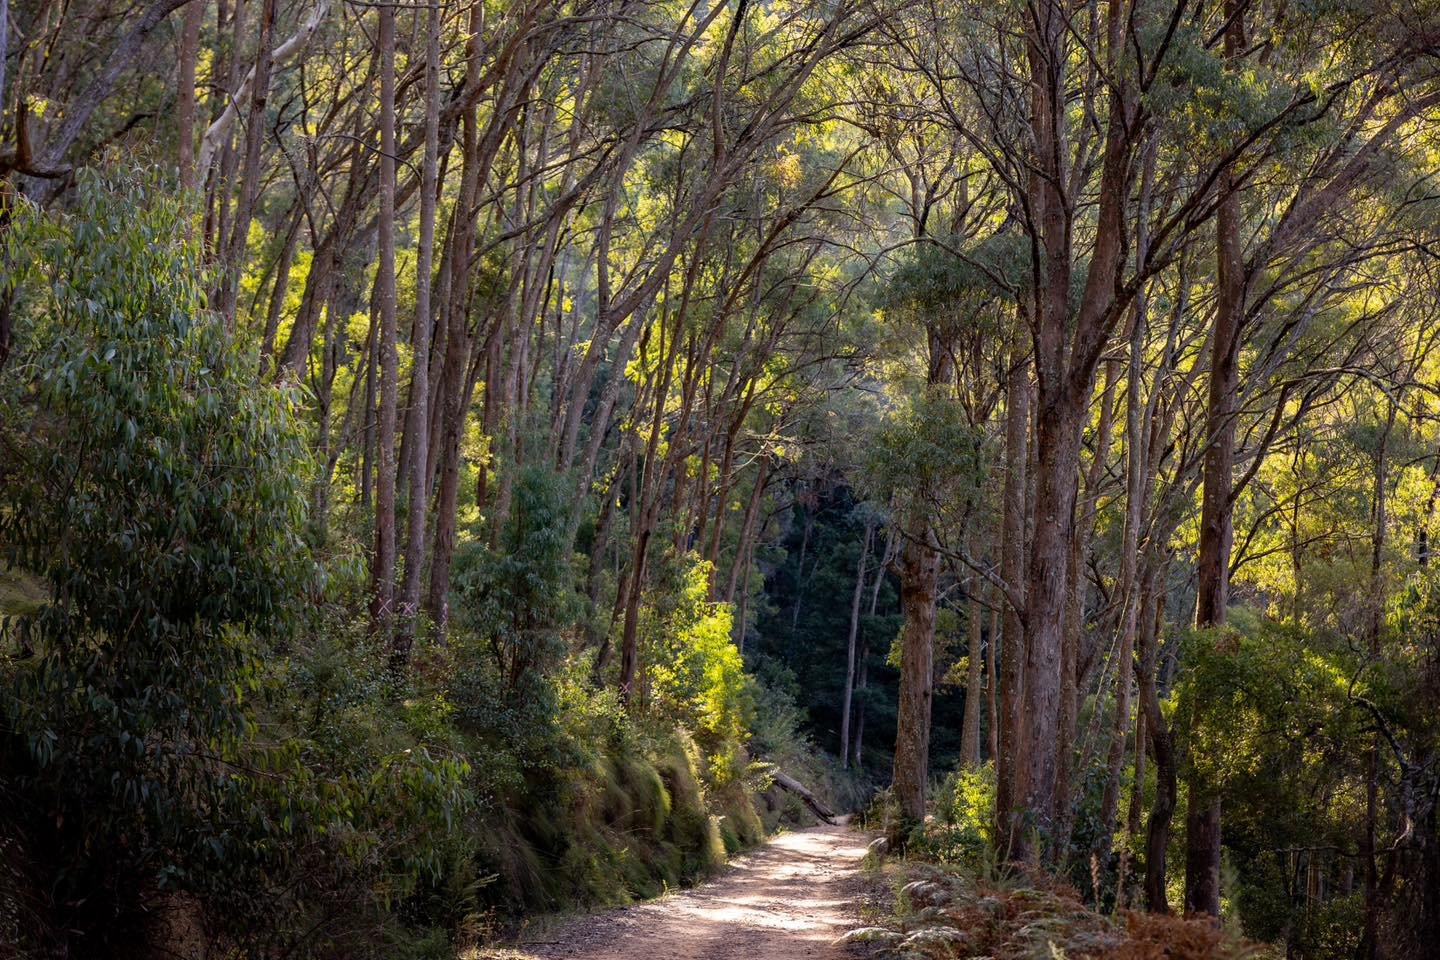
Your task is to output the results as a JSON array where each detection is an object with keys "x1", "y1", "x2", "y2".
[
  {"x1": 0, "y1": 172, "x2": 782, "y2": 959},
  {"x1": 0, "y1": 174, "x2": 476, "y2": 958},
  {"x1": 857, "y1": 862, "x2": 1264, "y2": 959}
]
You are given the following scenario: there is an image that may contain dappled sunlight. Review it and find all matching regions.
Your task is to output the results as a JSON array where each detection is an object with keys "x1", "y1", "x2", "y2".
[{"x1": 510, "y1": 824, "x2": 873, "y2": 959}]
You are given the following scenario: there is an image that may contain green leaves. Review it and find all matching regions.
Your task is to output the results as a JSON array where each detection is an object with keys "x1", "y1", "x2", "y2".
[
  {"x1": 451, "y1": 465, "x2": 579, "y2": 696},
  {"x1": 863, "y1": 391, "x2": 990, "y2": 518},
  {"x1": 0, "y1": 171, "x2": 319, "y2": 951}
]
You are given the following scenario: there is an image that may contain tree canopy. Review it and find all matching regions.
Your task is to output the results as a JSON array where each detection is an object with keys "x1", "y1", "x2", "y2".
[{"x1": 2, "y1": 0, "x2": 1439, "y2": 956}]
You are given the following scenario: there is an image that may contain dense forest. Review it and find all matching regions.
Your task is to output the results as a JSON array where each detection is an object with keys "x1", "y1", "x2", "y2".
[{"x1": 1, "y1": 0, "x2": 1439, "y2": 957}]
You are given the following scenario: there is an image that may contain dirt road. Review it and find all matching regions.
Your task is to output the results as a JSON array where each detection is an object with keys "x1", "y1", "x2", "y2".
[{"x1": 507, "y1": 822, "x2": 875, "y2": 960}]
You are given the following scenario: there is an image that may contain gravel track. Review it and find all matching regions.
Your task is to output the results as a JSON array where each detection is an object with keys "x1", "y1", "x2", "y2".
[{"x1": 506, "y1": 821, "x2": 875, "y2": 960}]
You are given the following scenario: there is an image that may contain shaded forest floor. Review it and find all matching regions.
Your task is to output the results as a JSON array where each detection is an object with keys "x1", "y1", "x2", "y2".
[{"x1": 476, "y1": 821, "x2": 879, "y2": 960}]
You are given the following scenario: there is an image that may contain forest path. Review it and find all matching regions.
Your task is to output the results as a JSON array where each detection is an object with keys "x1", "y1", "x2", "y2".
[{"x1": 499, "y1": 821, "x2": 876, "y2": 960}]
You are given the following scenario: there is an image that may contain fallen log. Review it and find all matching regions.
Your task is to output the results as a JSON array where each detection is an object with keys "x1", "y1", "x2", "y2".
[{"x1": 767, "y1": 767, "x2": 839, "y2": 824}]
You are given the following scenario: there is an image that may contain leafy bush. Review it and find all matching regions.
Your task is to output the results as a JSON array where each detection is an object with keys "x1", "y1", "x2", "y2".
[
  {"x1": 0, "y1": 172, "x2": 315, "y2": 954},
  {"x1": 0, "y1": 175, "x2": 478, "y2": 958},
  {"x1": 450, "y1": 465, "x2": 579, "y2": 699},
  {"x1": 922, "y1": 763, "x2": 997, "y2": 865},
  {"x1": 0, "y1": 174, "x2": 781, "y2": 956},
  {"x1": 646, "y1": 557, "x2": 753, "y2": 754}
]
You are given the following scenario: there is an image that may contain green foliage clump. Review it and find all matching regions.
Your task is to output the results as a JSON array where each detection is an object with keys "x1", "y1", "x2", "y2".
[
  {"x1": 1, "y1": 172, "x2": 311, "y2": 952},
  {"x1": 451, "y1": 465, "x2": 579, "y2": 697},
  {"x1": 0, "y1": 173, "x2": 786, "y2": 956},
  {"x1": 0, "y1": 176, "x2": 478, "y2": 958},
  {"x1": 876, "y1": 763, "x2": 997, "y2": 867},
  {"x1": 863, "y1": 392, "x2": 989, "y2": 516},
  {"x1": 647, "y1": 557, "x2": 754, "y2": 753}
]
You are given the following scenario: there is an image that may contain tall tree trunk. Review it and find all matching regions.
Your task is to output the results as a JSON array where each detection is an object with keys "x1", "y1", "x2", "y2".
[
  {"x1": 1023, "y1": 398, "x2": 1085, "y2": 855},
  {"x1": 855, "y1": 528, "x2": 892, "y2": 769},
  {"x1": 997, "y1": 340, "x2": 1031, "y2": 855},
  {"x1": 852, "y1": 644, "x2": 868, "y2": 768},
  {"x1": 258, "y1": 207, "x2": 303, "y2": 366},
  {"x1": 0, "y1": 0, "x2": 8, "y2": 140},
  {"x1": 1360, "y1": 405, "x2": 1395, "y2": 959},
  {"x1": 1014, "y1": 0, "x2": 1074, "y2": 863},
  {"x1": 735, "y1": 537, "x2": 755, "y2": 655},
  {"x1": 1142, "y1": 568, "x2": 1177, "y2": 912},
  {"x1": 790, "y1": 499, "x2": 815, "y2": 629},
  {"x1": 176, "y1": 0, "x2": 204, "y2": 190},
  {"x1": 369, "y1": 0, "x2": 398, "y2": 632},
  {"x1": 1057, "y1": 364, "x2": 1116, "y2": 841},
  {"x1": 892, "y1": 334, "x2": 952, "y2": 832},
  {"x1": 724, "y1": 457, "x2": 770, "y2": 603},
  {"x1": 1017, "y1": 0, "x2": 1138, "y2": 865},
  {"x1": 424, "y1": 1, "x2": 484, "y2": 635},
  {"x1": 987, "y1": 596, "x2": 999, "y2": 764},
  {"x1": 1102, "y1": 251, "x2": 1153, "y2": 850},
  {"x1": 892, "y1": 515, "x2": 938, "y2": 830},
  {"x1": 962, "y1": 575, "x2": 984, "y2": 769},
  {"x1": 217, "y1": 0, "x2": 276, "y2": 329},
  {"x1": 1184, "y1": 0, "x2": 1246, "y2": 918},
  {"x1": 840, "y1": 521, "x2": 874, "y2": 769},
  {"x1": 393, "y1": 0, "x2": 441, "y2": 673},
  {"x1": 1127, "y1": 704, "x2": 1146, "y2": 836}
]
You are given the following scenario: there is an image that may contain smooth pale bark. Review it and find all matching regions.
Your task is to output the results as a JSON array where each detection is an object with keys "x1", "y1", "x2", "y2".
[
  {"x1": 209, "y1": 0, "x2": 247, "y2": 258},
  {"x1": 840, "y1": 522, "x2": 873, "y2": 768},
  {"x1": 196, "y1": 0, "x2": 331, "y2": 175},
  {"x1": 961, "y1": 581, "x2": 984, "y2": 769},
  {"x1": 201, "y1": 0, "x2": 241, "y2": 254},
  {"x1": 369, "y1": 0, "x2": 398, "y2": 631},
  {"x1": 986, "y1": 598, "x2": 999, "y2": 764}
]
